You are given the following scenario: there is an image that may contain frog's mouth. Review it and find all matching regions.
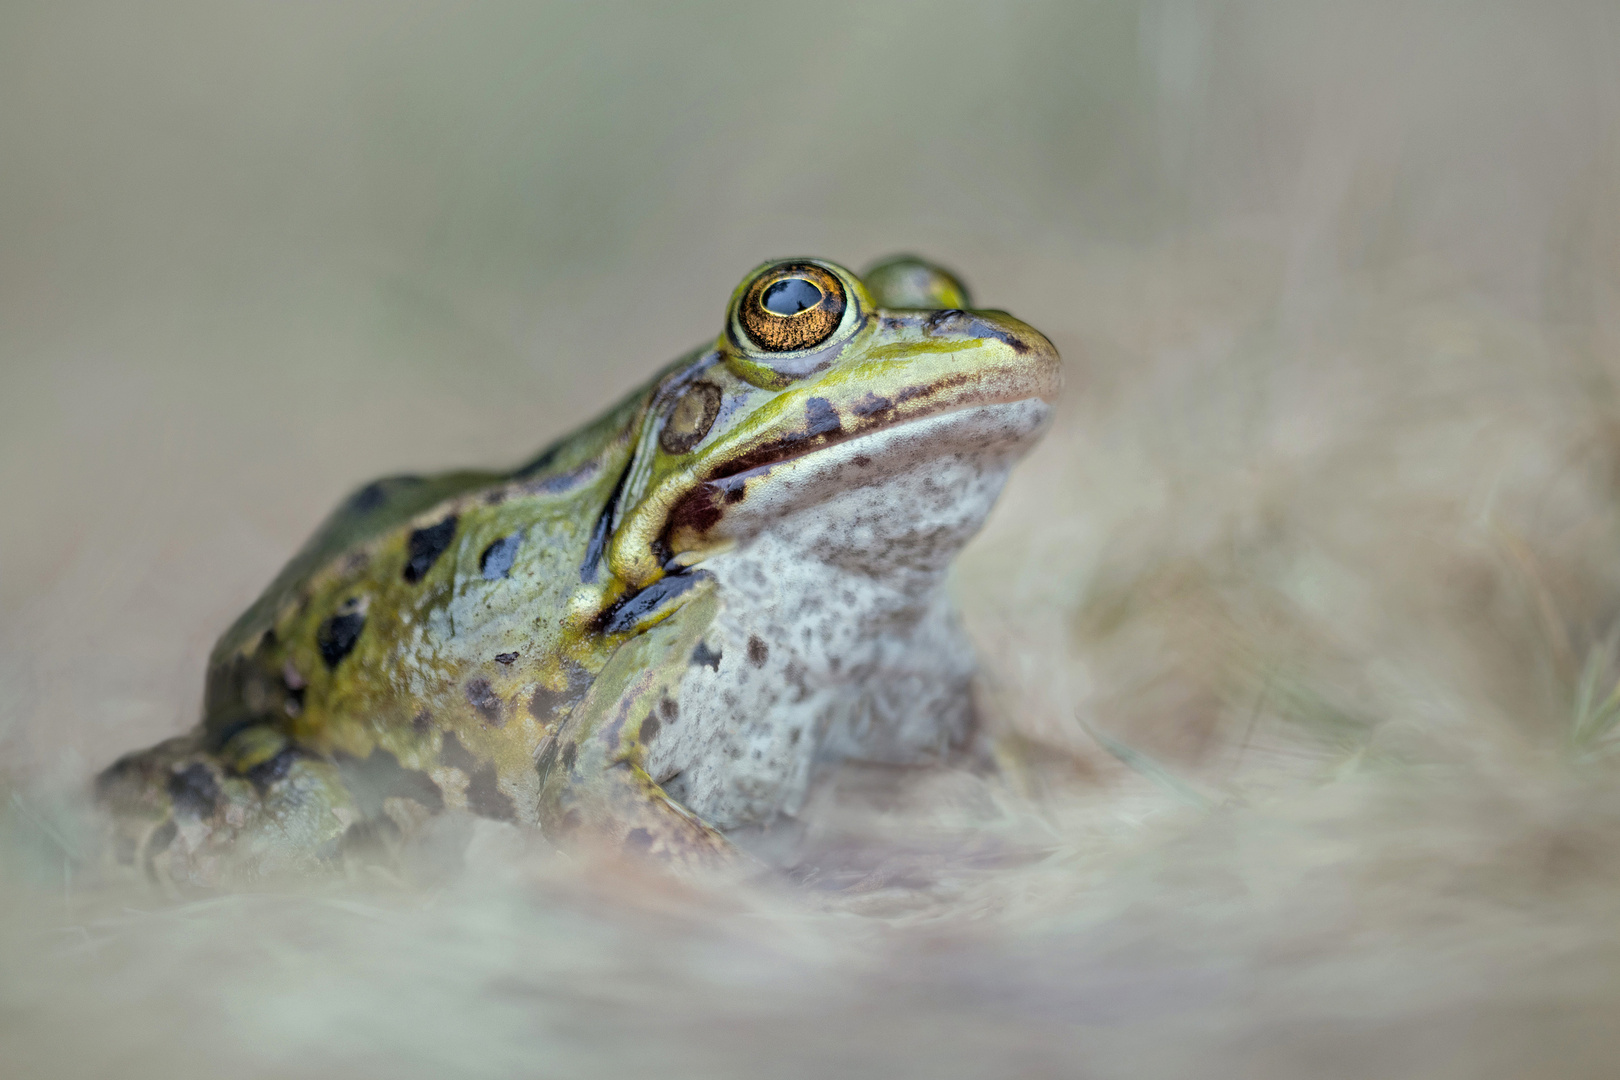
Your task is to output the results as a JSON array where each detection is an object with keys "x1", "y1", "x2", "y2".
[
  {"x1": 603, "y1": 308, "x2": 1062, "y2": 586},
  {"x1": 661, "y1": 395, "x2": 1053, "y2": 560}
]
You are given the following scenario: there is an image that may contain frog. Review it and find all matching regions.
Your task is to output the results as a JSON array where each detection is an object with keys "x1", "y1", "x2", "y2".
[{"x1": 94, "y1": 255, "x2": 1061, "y2": 883}]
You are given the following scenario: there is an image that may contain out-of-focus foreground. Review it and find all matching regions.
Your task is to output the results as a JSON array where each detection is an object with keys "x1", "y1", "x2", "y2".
[{"x1": 6, "y1": 3, "x2": 1620, "y2": 1077}]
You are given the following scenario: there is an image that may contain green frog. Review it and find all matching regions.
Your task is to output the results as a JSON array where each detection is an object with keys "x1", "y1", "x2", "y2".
[{"x1": 95, "y1": 256, "x2": 1060, "y2": 882}]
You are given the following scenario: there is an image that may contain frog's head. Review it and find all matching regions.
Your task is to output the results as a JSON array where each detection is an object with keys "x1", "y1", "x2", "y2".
[{"x1": 604, "y1": 256, "x2": 1061, "y2": 589}]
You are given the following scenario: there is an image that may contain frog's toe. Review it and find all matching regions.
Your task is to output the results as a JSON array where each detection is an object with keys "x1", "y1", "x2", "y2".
[
  {"x1": 95, "y1": 732, "x2": 358, "y2": 886},
  {"x1": 96, "y1": 737, "x2": 204, "y2": 872},
  {"x1": 95, "y1": 735, "x2": 196, "y2": 817}
]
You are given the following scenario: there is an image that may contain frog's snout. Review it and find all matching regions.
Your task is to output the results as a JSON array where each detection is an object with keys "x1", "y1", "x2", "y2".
[{"x1": 917, "y1": 307, "x2": 1064, "y2": 407}]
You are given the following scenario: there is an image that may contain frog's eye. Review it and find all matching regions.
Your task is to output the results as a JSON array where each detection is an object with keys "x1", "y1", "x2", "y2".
[{"x1": 738, "y1": 263, "x2": 846, "y2": 353}]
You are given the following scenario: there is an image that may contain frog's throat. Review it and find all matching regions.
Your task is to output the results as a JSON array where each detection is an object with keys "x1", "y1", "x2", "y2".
[{"x1": 606, "y1": 313, "x2": 1061, "y2": 588}]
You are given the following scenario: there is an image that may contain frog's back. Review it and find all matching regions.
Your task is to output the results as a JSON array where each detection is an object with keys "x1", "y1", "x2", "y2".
[
  {"x1": 199, "y1": 384, "x2": 650, "y2": 769},
  {"x1": 95, "y1": 375, "x2": 676, "y2": 876},
  {"x1": 212, "y1": 470, "x2": 498, "y2": 665}
]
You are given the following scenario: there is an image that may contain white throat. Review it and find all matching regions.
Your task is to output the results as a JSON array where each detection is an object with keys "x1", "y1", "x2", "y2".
[{"x1": 646, "y1": 399, "x2": 1049, "y2": 830}]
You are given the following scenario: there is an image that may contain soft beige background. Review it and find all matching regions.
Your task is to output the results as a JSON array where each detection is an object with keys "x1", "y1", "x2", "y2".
[{"x1": 7, "y1": 3, "x2": 1620, "y2": 1078}]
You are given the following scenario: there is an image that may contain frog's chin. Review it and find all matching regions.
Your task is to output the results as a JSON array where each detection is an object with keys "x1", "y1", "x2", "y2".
[{"x1": 665, "y1": 397, "x2": 1051, "y2": 571}]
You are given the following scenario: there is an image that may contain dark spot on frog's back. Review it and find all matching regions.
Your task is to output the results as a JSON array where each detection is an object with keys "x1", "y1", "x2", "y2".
[
  {"x1": 345, "y1": 482, "x2": 388, "y2": 514},
  {"x1": 317, "y1": 608, "x2": 365, "y2": 669},
  {"x1": 166, "y1": 763, "x2": 220, "y2": 818},
  {"x1": 623, "y1": 828, "x2": 655, "y2": 854},
  {"x1": 345, "y1": 474, "x2": 424, "y2": 514},
  {"x1": 747, "y1": 636, "x2": 769, "y2": 667},
  {"x1": 466, "y1": 765, "x2": 516, "y2": 822},
  {"x1": 439, "y1": 730, "x2": 479, "y2": 773},
  {"x1": 480, "y1": 533, "x2": 523, "y2": 579},
  {"x1": 691, "y1": 641, "x2": 722, "y2": 671},
  {"x1": 404, "y1": 515, "x2": 458, "y2": 583},
  {"x1": 465, "y1": 677, "x2": 504, "y2": 727},
  {"x1": 529, "y1": 663, "x2": 593, "y2": 721}
]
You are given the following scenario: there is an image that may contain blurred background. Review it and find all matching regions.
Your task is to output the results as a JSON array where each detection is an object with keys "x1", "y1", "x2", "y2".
[{"x1": 6, "y1": 2, "x2": 1620, "y2": 1077}]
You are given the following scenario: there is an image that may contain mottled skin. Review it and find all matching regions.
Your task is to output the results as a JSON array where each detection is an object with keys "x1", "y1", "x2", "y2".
[{"x1": 96, "y1": 256, "x2": 1060, "y2": 882}]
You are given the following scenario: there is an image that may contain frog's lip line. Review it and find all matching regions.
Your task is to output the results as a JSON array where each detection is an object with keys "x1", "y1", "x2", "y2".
[
  {"x1": 703, "y1": 372, "x2": 1058, "y2": 485},
  {"x1": 705, "y1": 394, "x2": 1053, "y2": 488}
]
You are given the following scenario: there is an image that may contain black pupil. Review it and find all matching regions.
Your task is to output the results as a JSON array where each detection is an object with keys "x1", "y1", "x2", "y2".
[{"x1": 762, "y1": 277, "x2": 823, "y2": 315}]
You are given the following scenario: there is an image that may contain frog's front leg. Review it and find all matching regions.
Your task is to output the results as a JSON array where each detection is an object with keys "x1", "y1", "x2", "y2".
[
  {"x1": 95, "y1": 725, "x2": 357, "y2": 886},
  {"x1": 537, "y1": 582, "x2": 737, "y2": 870}
]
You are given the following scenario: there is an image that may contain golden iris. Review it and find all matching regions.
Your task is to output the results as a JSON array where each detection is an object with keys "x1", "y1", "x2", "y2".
[{"x1": 739, "y1": 264, "x2": 845, "y2": 352}]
